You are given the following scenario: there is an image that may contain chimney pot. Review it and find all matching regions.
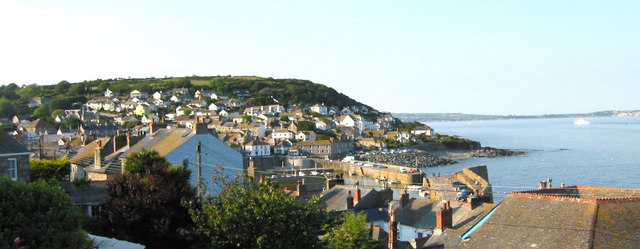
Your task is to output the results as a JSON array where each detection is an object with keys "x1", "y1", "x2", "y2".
[{"x1": 347, "y1": 191, "x2": 354, "y2": 209}]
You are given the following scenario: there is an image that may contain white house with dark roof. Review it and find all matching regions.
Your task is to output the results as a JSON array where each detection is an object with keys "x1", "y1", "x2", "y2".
[
  {"x1": 243, "y1": 140, "x2": 270, "y2": 157},
  {"x1": 310, "y1": 103, "x2": 328, "y2": 115}
]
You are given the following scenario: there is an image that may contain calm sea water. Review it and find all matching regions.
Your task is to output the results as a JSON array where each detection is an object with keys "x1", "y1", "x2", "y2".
[{"x1": 422, "y1": 117, "x2": 640, "y2": 203}]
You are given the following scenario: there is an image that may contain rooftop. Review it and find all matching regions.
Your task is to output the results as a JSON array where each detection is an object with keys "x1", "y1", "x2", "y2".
[{"x1": 458, "y1": 185, "x2": 640, "y2": 249}]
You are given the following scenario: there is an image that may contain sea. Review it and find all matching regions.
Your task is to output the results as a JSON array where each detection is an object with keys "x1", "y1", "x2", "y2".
[{"x1": 422, "y1": 116, "x2": 640, "y2": 203}]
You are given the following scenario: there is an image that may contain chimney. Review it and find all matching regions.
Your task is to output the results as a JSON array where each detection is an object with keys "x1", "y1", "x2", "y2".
[
  {"x1": 126, "y1": 131, "x2": 131, "y2": 148},
  {"x1": 296, "y1": 181, "x2": 306, "y2": 195},
  {"x1": 194, "y1": 117, "x2": 208, "y2": 134},
  {"x1": 388, "y1": 209, "x2": 398, "y2": 249},
  {"x1": 347, "y1": 191, "x2": 354, "y2": 209},
  {"x1": 399, "y1": 189, "x2": 410, "y2": 207},
  {"x1": 354, "y1": 181, "x2": 361, "y2": 203},
  {"x1": 94, "y1": 140, "x2": 102, "y2": 169},
  {"x1": 436, "y1": 201, "x2": 453, "y2": 230}
]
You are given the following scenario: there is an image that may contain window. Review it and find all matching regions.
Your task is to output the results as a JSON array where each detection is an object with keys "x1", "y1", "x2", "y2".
[{"x1": 7, "y1": 158, "x2": 17, "y2": 181}]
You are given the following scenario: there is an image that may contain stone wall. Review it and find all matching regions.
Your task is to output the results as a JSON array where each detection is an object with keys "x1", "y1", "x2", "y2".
[{"x1": 312, "y1": 159, "x2": 423, "y2": 184}]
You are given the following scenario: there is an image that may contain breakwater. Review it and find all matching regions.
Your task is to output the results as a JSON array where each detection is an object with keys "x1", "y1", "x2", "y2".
[{"x1": 359, "y1": 151, "x2": 454, "y2": 168}]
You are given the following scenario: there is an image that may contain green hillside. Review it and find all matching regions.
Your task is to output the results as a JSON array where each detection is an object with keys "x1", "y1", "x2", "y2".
[{"x1": 0, "y1": 76, "x2": 369, "y2": 120}]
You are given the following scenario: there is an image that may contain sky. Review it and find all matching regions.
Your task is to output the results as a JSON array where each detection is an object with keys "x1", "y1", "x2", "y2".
[{"x1": 1, "y1": 1, "x2": 639, "y2": 115}]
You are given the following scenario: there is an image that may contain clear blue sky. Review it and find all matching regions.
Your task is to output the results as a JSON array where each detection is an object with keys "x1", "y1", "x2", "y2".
[{"x1": 1, "y1": 1, "x2": 638, "y2": 115}]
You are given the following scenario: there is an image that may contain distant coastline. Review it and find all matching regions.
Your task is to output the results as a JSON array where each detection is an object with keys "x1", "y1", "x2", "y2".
[{"x1": 393, "y1": 110, "x2": 640, "y2": 123}]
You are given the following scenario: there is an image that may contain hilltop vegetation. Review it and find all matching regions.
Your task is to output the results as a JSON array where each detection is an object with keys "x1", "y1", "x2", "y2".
[{"x1": 0, "y1": 76, "x2": 368, "y2": 120}]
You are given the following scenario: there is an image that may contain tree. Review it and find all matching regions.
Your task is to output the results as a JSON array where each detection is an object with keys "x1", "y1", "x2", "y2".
[
  {"x1": 54, "y1": 80, "x2": 71, "y2": 95},
  {"x1": 326, "y1": 212, "x2": 380, "y2": 249},
  {"x1": 99, "y1": 150, "x2": 196, "y2": 249},
  {"x1": 64, "y1": 116, "x2": 83, "y2": 129},
  {"x1": 189, "y1": 176, "x2": 328, "y2": 249},
  {"x1": 0, "y1": 176, "x2": 93, "y2": 249},
  {"x1": 122, "y1": 120, "x2": 140, "y2": 129},
  {"x1": 33, "y1": 104, "x2": 50, "y2": 118},
  {"x1": 241, "y1": 114, "x2": 252, "y2": 124},
  {"x1": 51, "y1": 108, "x2": 65, "y2": 119},
  {"x1": 297, "y1": 120, "x2": 316, "y2": 131},
  {"x1": 0, "y1": 97, "x2": 15, "y2": 118},
  {"x1": 30, "y1": 158, "x2": 70, "y2": 182},
  {"x1": 69, "y1": 82, "x2": 87, "y2": 95}
]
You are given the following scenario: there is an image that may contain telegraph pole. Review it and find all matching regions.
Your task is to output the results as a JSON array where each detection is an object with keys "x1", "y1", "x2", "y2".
[{"x1": 197, "y1": 141, "x2": 202, "y2": 197}]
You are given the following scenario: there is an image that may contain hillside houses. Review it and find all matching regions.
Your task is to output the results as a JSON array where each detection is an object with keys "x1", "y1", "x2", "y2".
[{"x1": 6, "y1": 84, "x2": 438, "y2": 167}]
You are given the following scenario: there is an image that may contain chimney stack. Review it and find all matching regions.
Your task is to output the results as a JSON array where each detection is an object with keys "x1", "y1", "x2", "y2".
[
  {"x1": 354, "y1": 181, "x2": 361, "y2": 203},
  {"x1": 399, "y1": 189, "x2": 410, "y2": 207},
  {"x1": 194, "y1": 117, "x2": 208, "y2": 134},
  {"x1": 346, "y1": 191, "x2": 354, "y2": 209},
  {"x1": 94, "y1": 140, "x2": 102, "y2": 169},
  {"x1": 126, "y1": 131, "x2": 131, "y2": 148},
  {"x1": 436, "y1": 201, "x2": 453, "y2": 230},
  {"x1": 388, "y1": 208, "x2": 398, "y2": 249}
]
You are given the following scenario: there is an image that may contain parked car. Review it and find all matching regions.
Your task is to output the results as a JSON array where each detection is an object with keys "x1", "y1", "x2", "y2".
[{"x1": 399, "y1": 168, "x2": 407, "y2": 173}]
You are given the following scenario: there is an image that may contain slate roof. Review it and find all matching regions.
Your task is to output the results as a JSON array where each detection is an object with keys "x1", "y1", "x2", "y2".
[
  {"x1": 458, "y1": 185, "x2": 640, "y2": 249},
  {"x1": 122, "y1": 128, "x2": 243, "y2": 187},
  {"x1": 60, "y1": 181, "x2": 109, "y2": 205},
  {"x1": 0, "y1": 133, "x2": 29, "y2": 155},
  {"x1": 23, "y1": 118, "x2": 56, "y2": 130},
  {"x1": 318, "y1": 186, "x2": 389, "y2": 212}
]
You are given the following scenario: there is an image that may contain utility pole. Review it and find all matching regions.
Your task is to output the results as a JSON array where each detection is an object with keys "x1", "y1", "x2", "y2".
[
  {"x1": 197, "y1": 141, "x2": 202, "y2": 197},
  {"x1": 39, "y1": 134, "x2": 43, "y2": 159}
]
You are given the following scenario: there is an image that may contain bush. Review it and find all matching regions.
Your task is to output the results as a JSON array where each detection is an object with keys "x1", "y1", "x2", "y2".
[
  {"x1": 30, "y1": 158, "x2": 70, "y2": 182},
  {"x1": 0, "y1": 176, "x2": 93, "y2": 249}
]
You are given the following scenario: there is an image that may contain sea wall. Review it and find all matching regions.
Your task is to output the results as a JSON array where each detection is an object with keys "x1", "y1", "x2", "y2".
[{"x1": 312, "y1": 159, "x2": 423, "y2": 184}]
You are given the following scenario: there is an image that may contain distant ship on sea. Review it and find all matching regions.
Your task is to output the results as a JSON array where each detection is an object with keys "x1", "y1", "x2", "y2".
[{"x1": 574, "y1": 118, "x2": 590, "y2": 125}]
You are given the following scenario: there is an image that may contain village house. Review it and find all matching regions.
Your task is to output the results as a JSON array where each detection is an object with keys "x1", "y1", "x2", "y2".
[
  {"x1": 310, "y1": 103, "x2": 328, "y2": 115},
  {"x1": 11, "y1": 115, "x2": 35, "y2": 125},
  {"x1": 194, "y1": 89, "x2": 214, "y2": 99},
  {"x1": 235, "y1": 123, "x2": 266, "y2": 139},
  {"x1": 340, "y1": 107, "x2": 354, "y2": 115},
  {"x1": 273, "y1": 140, "x2": 293, "y2": 155},
  {"x1": 0, "y1": 133, "x2": 31, "y2": 182},
  {"x1": 297, "y1": 139, "x2": 354, "y2": 159},
  {"x1": 296, "y1": 131, "x2": 316, "y2": 142},
  {"x1": 233, "y1": 89, "x2": 251, "y2": 97},
  {"x1": 314, "y1": 119, "x2": 330, "y2": 131},
  {"x1": 72, "y1": 121, "x2": 243, "y2": 188},
  {"x1": 411, "y1": 125, "x2": 435, "y2": 139},
  {"x1": 168, "y1": 87, "x2": 189, "y2": 96},
  {"x1": 21, "y1": 118, "x2": 57, "y2": 136},
  {"x1": 152, "y1": 91, "x2": 165, "y2": 100},
  {"x1": 28, "y1": 96, "x2": 50, "y2": 108},
  {"x1": 104, "y1": 88, "x2": 119, "y2": 97},
  {"x1": 188, "y1": 99, "x2": 207, "y2": 108},
  {"x1": 209, "y1": 102, "x2": 224, "y2": 111},
  {"x1": 80, "y1": 123, "x2": 121, "y2": 137},
  {"x1": 243, "y1": 105, "x2": 285, "y2": 116},
  {"x1": 243, "y1": 140, "x2": 271, "y2": 157},
  {"x1": 272, "y1": 129, "x2": 295, "y2": 140},
  {"x1": 358, "y1": 138, "x2": 385, "y2": 150}
]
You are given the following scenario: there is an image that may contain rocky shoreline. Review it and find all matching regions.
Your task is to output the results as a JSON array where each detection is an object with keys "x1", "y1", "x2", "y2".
[{"x1": 358, "y1": 147, "x2": 525, "y2": 168}]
